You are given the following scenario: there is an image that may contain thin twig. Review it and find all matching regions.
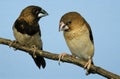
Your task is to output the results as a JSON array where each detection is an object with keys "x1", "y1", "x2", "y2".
[{"x1": 0, "y1": 37, "x2": 120, "y2": 79}]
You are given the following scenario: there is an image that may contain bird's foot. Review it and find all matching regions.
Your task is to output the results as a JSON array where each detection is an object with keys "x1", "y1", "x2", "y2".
[
  {"x1": 84, "y1": 58, "x2": 92, "y2": 75},
  {"x1": 9, "y1": 40, "x2": 18, "y2": 50},
  {"x1": 58, "y1": 52, "x2": 67, "y2": 65},
  {"x1": 31, "y1": 45, "x2": 38, "y2": 58},
  {"x1": 9, "y1": 40, "x2": 17, "y2": 47}
]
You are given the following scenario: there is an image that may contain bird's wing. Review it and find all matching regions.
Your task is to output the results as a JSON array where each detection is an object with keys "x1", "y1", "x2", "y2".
[{"x1": 14, "y1": 19, "x2": 40, "y2": 36}]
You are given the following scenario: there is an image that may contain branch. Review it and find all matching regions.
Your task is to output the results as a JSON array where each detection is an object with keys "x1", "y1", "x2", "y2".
[{"x1": 0, "y1": 37, "x2": 120, "y2": 79}]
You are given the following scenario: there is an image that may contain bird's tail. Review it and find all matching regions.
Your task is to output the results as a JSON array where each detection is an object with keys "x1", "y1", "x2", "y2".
[{"x1": 31, "y1": 55, "x2": 46, "y2": 69}]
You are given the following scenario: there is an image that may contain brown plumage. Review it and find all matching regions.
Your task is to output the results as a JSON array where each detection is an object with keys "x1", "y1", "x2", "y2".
[
  {"x1": 13, "y1": 5, "x2": 48, "y2": 69},
  {"x1": 59, "y1": 12, "x2": 94, "y2": 74}
]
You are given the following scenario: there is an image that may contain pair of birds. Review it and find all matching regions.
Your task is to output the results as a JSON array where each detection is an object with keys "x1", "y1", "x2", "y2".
[{"x1": 13, "y1": 5, "x2": 94, "y2": 74}]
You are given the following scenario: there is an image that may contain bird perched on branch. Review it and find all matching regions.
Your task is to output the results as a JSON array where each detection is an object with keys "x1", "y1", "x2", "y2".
[
  {"x1": 59, "y1": 12, "x2": 94, "y2": 75},
  {"x1": 12, "y1": 5, "x2": 48, "y2": 69}
]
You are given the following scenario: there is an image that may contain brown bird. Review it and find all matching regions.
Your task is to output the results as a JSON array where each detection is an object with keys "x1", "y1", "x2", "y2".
[
  {"x1": 59, "y1": 12, "x2": 94, "y2": 74},
  {"x1": 13, "y1": 5, "x2": 48, "y2": 69}
]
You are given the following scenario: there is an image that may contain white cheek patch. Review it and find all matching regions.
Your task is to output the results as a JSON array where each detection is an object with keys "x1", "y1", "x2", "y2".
[
  {"x1": 64, "y1": 25, "x2": 69, "y2": 30},
  {"x1": 38, "y1": 13, "x2": 44, "y2": 17}
]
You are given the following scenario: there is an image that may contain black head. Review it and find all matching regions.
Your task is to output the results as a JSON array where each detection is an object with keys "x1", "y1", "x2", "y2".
[{"x1": 20, "y1": 5, "x2": 48, "y2": 21}]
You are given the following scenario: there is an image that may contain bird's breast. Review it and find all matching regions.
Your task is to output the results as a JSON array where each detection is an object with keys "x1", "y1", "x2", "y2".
[
  {"x1": 64, "y1": 29, "x2": 94, "y2": 60},
  {"x1": 13, "y1": 27, "x2": 42, "y2": 49}
]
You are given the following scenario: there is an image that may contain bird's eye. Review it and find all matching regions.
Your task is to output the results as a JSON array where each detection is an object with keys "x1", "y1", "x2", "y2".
[
  {"x1": 66, "y1": 20, "x2": 71, "y2": 25},
  {"x1": 32, "y1": 8, "x2": 41, "y2": 15},
  {"x1": 35, "y1": 9, "x2": 40, "y2": 15}
]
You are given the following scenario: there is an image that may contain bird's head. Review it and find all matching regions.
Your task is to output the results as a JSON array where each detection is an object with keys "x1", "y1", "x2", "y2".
[
  {"x1": 19, "y1": 5, "x2": 48, "y2": 22},
  {"x1": 59, "y1": 12, "x2": 84, "y2": 32}
]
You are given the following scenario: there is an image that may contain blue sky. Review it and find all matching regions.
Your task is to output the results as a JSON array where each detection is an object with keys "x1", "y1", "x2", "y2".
[{"x1": 0, "y1": 0, "x2": 120, "y2": 79}]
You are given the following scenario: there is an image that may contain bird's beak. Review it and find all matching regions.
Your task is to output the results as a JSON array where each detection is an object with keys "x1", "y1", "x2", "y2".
[
  {"x1": 38, "y1": 9, "x2": 48, "y2": 18},
  {"x1": 59, "y1": 22, "x2": 69, "y2": 32}
]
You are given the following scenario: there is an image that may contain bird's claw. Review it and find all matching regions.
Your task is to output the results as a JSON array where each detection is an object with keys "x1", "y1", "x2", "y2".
[
  {"x1": 9, "y1": 40, "x2": 17, "y2": 47},
  {"x1": 58, "y1": 53, "x2": 67, "y2": 65},
  {"x1": 31, "y1": 45, "x2": 37, "y2": 58},
  {"x1": 84, "y1": 58, "x2": 92, "y2": 75},
  {"x1": 9, "y1": 40, "x2": 18, "y2": 51}
]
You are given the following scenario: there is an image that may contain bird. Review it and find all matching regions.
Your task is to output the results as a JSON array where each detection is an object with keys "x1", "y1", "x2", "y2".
[
  {"x1": 58, "y1": 12, "x2": 94, "y2": 75},
  {"x1": 12, "y1": 5, "x2": 48, "y2": 69}
]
